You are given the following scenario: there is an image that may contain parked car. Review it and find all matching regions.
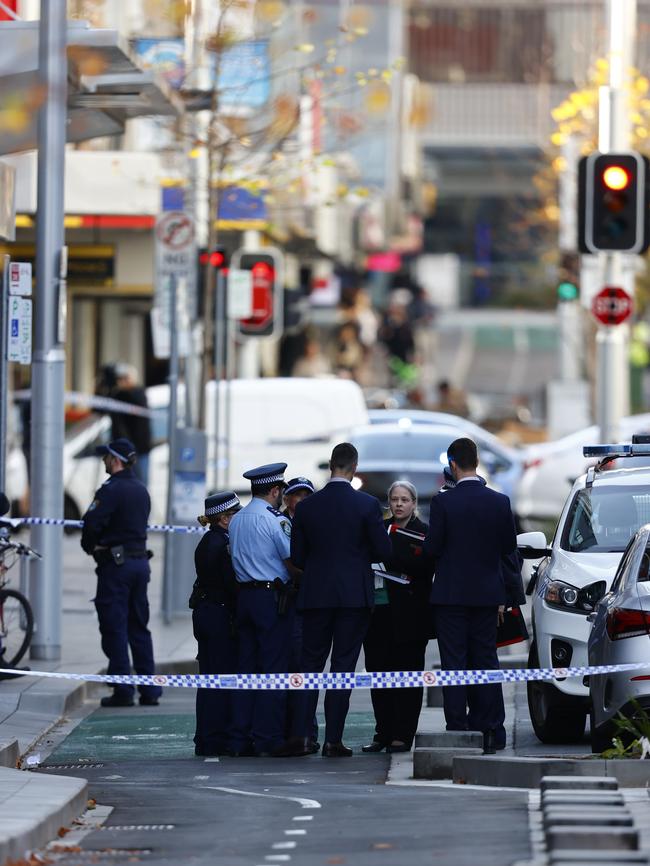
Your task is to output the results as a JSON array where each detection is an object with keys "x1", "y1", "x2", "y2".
[
  {"x1": 348, "y1": 423, "x2": 493, "y2": 516},
  {"x1": 525, "y1": 443, "x2": 650, "y2": 744},
  {"x1": 588, "y1": 522, "x2": 650, "y2": 753},
  {"x1": 367, "y1": 409, "x2": 524, "y2": 515},
  {"x1": 516, "y1": 412, "x2": 650, "y2": 528}
]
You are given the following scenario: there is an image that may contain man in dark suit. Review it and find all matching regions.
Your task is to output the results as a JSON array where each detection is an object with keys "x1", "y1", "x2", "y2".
[
  {"x1": 426, "y1": 437, "x2": 517, "y2": 754},
  {"x1": 280, "y1": 442, "x2": 392, "y2": 757}
]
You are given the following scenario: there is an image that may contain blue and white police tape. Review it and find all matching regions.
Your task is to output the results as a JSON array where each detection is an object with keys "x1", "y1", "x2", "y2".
[
  {"x1": 14, "y1": 389, "x2": 154, "y2": 418},
  {"x1": 0, "y1": 662, "x2": 648, "y2": 690},
  {"x1": 8, "y1": 516, "x2": 206, "y2": 535}
]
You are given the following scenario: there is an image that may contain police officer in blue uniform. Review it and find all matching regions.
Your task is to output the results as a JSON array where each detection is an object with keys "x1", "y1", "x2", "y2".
[
  {"x1": 81, "y1": 438, "x2": 162, "y2": 708},
  {"x1": 190, "y1": 491, "x2": 241, "y2": 756},
  {"x1": 228, "y1": 463, "x2": 296, "y2": 757}
]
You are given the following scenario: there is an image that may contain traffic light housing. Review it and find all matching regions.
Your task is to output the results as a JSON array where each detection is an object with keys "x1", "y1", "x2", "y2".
[
  {"x1": 232, "y1": 248, "x2": 283, "y2": 338},
  {"x1": 578, "y1": 151, "x2": 650, "y2": 253},
  {"x1": 199, "y1": 246, "x2": 228, "y2": 270}
]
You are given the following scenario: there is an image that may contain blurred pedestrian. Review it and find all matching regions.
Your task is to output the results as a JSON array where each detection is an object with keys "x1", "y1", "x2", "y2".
[
  {"x1": 333, "y1": 321, "x2": 365, "y2": 380},
  {"x1": 434, "y1": 380, "x2": 469, "y2": 417},
  {"x1": 425, "y1": 438, "x2": 517, "y2": 754},
  {"x1": 279, "y1": 443, "x2": 391, "y2": 757},
  {"x1": 362, "y1": 481, "x2": 433, "y2": 754},
  {"x1": 292, "y1": 338, "x2": 331, "y2": 378},
  {"x1": 228, "y1": 463, "x2": 297, "y2": 757},
  {"x1": 190, "y1": 491, "x2": 241, "y2": 757},
  {"x1": 80, "y1": 438, "x2": 161, "y2": 709},
  {"x1": 379, "y1": 298, "x2": 415, "y2": 364},
  {"x1": 109, "y1": 364, "x2": 152, "y2": 485}
]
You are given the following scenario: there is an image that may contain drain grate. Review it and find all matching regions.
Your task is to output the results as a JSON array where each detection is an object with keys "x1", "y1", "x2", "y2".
[
  {"x1": 49, "y1": 849, "x2": 152, "y2": 863},
  {"x1": 100, "y1": 825, "x2": 175, "y2": 832},
  {"x1": 41, "y1": 763, "x2": 105, "y2": 770}
]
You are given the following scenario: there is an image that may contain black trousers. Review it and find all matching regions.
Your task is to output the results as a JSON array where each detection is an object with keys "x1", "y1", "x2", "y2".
[
  {"x1": 363, "y1": 605, "x2": 426, "y2": 748},
  {"x1": 192, "y1": 602, "x2": 237, "y2": 754},
  {"x1": 291, "y1": 607, "x2": 371, "y2": 745},
  {"x1": 434, "y1": 605, "x2": 505, "y2": 735}
]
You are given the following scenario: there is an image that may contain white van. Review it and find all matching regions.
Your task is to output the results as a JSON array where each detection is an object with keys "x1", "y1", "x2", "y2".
[{"x1": 205, "y1": 377, "x2": 369, "y2": 492}]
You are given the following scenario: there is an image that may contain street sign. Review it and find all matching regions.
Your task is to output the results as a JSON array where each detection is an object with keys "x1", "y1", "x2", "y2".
[
  {"x1": 592, "y1": 286, "x2": 633, "y2": 326},
  {"x1": 7, "y1": 295, "x2": 31, "y2": 364},
  {"x1": 8, "y1": 262, "x2": 31, "y2": 296},
  {"x1": 154, "y1": 210, "x2": 196, "y2": 323},
  {"x1": 227, "y1": 268, "x2": 254, "y2": 319}
]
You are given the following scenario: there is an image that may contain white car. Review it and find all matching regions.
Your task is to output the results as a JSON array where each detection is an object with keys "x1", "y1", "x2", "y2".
[
  {"x1": 516, "y1": 412, "x2": 650, "y2": 527},
  {"x1": 525, "y1": 442, "x2": 650, "y2": 743}
]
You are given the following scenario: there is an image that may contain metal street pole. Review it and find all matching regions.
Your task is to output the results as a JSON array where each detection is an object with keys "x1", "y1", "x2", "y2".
[
  {"x1": 0, "y1": 255, "x2": 10, "y2": 494},
  {"x1": 596, "y1": 0, "x2": 635, "y2": 442},
  {"x1": 162, "y1": 274, "x2": 179, "y2": 625},
  {"x1": 30, "y1": 0, "x2": 67, "y2": 660}
]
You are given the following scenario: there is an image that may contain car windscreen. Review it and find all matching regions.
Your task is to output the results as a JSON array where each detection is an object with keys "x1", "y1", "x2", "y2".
[
  {"x1": 561, "y1": 484, "x2": 650, "y2": 553},
  {"x1": 355, "y1": 432, "x2": 452, "y2": 463}
]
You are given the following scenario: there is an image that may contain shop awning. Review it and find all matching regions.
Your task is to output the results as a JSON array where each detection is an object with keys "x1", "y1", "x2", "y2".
[{"x1": 0, "y1": 19, "x2": 183, "y2": 155}]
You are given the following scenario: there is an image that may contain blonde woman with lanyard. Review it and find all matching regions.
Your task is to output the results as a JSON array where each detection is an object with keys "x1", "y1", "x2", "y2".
[{"x1": 362, "y1": 480, "x2": 433, "y2": 753}]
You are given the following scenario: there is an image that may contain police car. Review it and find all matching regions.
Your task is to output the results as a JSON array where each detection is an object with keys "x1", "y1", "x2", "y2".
[{"x1": 523, "y1": 437, "x2": 650, "y2": 744}]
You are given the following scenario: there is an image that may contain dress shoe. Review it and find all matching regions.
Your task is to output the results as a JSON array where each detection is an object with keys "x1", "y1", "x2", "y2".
[
  {"x1": 361, "y1": 741, "x2": 388, "y2": 753},
  {"x1": 100, "y1": 694, "x2": 134, "y2": 708},
  {"x1": 139, "y1": 696, "x2": 160, "y2": 706},
  {"x1": 272, "y1": 737, "x2": 314, "y2": 758},
  {"x1": 482, "y1": 730, "x2": 497, "y2": 755},
  {"x1": 386, "y1": 742, "x2": 410, "y2": 754},
  {"x1": 308, "y1": 740, "x2": 320, "y2": 755},
  {"x1": 322, "y1": 742, "x2": 353, "y2": 758}
]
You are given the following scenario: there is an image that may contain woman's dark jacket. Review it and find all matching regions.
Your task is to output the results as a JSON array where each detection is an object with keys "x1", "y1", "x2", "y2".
[
  {"x1": 383, "y1": 515, "x2": 434, "y2": 642},
  {"x1": 190, "y1": 526, "x2": 238, "y2": 613}
]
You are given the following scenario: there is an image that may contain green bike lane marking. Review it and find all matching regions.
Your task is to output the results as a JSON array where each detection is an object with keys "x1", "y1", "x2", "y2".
[{"x1": 46, "y1": 711, "x2": 378, "y2": 763}]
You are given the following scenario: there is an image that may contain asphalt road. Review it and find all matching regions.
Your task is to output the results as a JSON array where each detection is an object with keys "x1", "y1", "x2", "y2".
[{"x1": 34, "y1": 688, "x2": 531, "y2": 866}]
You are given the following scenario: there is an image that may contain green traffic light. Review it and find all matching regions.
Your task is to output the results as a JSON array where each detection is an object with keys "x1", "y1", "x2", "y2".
[{"x1": 557, "y1": 281, "x2": 578, "y2": 301}]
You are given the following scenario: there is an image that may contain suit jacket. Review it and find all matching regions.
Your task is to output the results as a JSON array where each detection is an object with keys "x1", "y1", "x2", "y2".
[
  {"x1": 291, "y1": 480, "x2": 392, "y2": 609},
  {"x1": 384, "y1": 515, "x2": 434, "y2": 642},
  {"x1": 426, "y1": 479, "x2": 517, "y2": 606}
]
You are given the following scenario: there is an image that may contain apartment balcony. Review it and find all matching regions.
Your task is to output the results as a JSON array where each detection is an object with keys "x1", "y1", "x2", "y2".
[{"x1": 420, "y1": 83, "x2": 571, "y2": 149}]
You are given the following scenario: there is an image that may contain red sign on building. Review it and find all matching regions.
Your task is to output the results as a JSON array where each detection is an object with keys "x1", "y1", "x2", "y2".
[{"x1": 591, "y1": 286, "x2": 633, "y2": 326}]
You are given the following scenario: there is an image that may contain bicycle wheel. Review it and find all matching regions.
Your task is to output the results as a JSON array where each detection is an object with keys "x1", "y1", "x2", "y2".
[{"x1": 0, "y1": 588, "x2": 34, "y2": 668}]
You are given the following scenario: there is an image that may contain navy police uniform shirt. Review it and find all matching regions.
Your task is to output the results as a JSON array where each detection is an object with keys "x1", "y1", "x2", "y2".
[
  {"x1": 81, "y1": 467, "x2": 150, "y2": 555},
  {"x1": 229, "y1": 497, "x2": 291, "y2": 584}
]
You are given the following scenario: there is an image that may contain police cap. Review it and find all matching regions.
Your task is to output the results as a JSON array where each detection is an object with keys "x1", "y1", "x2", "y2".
[
  {"x1": 243, "y1": 462, "x2": 288, "y2": 488},
  {"x1": 96, "y1": 438, "x2": 137, "y2": 463},
  {"x1": 284, "y1": 477, "x2": 315, "y2": 496},
  {"x1": 202, "y1": 491, "x2": 241, "y2": 518}
]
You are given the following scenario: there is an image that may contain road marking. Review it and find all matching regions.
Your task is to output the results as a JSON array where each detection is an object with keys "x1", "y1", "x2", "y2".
[
  {"x1": 284, "y1": 830, "x2": 306, "y2": 835},
  {"x1": 292, "y1": 815, "x2": 313, "y2": 821},
  {"x1": 194, "y1": 775, "x2": 210, "y2": 780},
  {"x1": 272, "y1": 842, "x2": 296, "y2": 849},
  {"x1": 265, "y1": 857, "x2": 291, "y2": 862},
  {"x1": 203, "y1": 757, "x2": 219, "y2": 762},
  {"x1": 201, "y1": 786, "x2": 321, "y2": 809}
]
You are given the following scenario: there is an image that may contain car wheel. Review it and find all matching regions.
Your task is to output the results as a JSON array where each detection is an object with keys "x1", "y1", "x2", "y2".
[
  {"x1": 589, "y1": 705, "x2": 615, "y2": 754},
  {"x1": 527, "y1": 640, "x2": 587, "y2": 744}
]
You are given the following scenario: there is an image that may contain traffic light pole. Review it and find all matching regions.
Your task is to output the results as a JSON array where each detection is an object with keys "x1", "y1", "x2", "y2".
[{"x1": 596, "y1": 0, "x2": 635, "y2": 442}]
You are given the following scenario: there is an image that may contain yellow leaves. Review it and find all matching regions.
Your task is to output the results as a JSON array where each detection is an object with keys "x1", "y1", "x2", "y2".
[
  {"x1": 343, "y1": 6, "x2": 372, "y2": 32},
  {"x1": 269, "y1": 94, "x2": 298, "y2": 137},
  {"x1": 67, "y1": 46, "x2": 108, "y2": 76},
  {"x1": 0, "y1": 84, "x2": 46, "y2": 135},
  {"x1": 333, "y1": 66, "x2": 346, "y2": 76},
  {"x1": 295, "y1": 43, "x2": 315, "y2": 54},
  {"x1": 550, "y1": 132, "x2": 565, "y2": 146},
  {"x1": 256, "y1": 1, "x2": 286, "y2": 24},
  {"x1": 551, "y1": 156, "x2": 567, "y2": 173},
  {"x1": 364, "y1": 80, "x2": 391, "y2": 115},
  {"x1": 636, "y1": 76, "x2": 650, "y2": 94}
]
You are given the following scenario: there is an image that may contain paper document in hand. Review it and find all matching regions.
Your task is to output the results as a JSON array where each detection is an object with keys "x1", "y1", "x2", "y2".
[
  {"x1": 372, "y1": 563, "x2": 410, "y2": 586},
  {"x1": 389, "y1": 525, "x2": 426, "y2": 541}
]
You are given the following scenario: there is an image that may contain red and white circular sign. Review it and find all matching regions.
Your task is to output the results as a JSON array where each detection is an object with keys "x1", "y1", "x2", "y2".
[{"x1": 592, "y1": 286, "x2": 633, "y2": 326}]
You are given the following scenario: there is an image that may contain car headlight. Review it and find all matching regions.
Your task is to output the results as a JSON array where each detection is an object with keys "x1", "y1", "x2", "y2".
[{"x1": 544, "y1": 579, "x2": 606, "y2": 613}]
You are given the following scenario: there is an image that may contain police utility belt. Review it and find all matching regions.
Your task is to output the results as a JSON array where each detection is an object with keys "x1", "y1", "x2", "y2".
[
  {"x1": 240, "y1": 578, "x2": 292, "y2": 615},
  {"x1": 93, "y1": 545, "x2": 151, "y2": 566}
]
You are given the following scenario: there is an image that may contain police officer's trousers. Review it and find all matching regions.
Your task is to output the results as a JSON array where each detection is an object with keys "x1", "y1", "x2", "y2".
[
  {"x1": 193, "y1": 601, "x2": 237, "y2": 755},
  {"x1": 94, "y1": 559, "x2": 162, "y2": 702}
]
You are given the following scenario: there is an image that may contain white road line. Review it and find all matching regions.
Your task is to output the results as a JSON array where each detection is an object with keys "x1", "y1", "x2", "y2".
[
  {"x1": 201, "y1": 786, "x2": 321, "y2": 809},
  {"x1": 265, "y1": 857, "x2": 291, "y2": 862},
  {"x1": 194, "y1": 775, "x2": 209, "y2": 780},
  {"x1": 272, "y1": 842, "x2": 296, "y2": 849},
  {"x1": 203, "y1": 757, "x2": 219, "y2": 763},
  {"x1": 292, "y1": 815, "x2": 313, "y2": 821},
  {"x1": 284, "y1": 830, "x2": 306, "y2": 835}
]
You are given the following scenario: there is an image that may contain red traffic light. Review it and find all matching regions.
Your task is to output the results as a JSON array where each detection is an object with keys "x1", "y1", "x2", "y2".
[
  {"x1": 602, "y1": 165, "x2": 630, "y2": 191},
  {"x1": 199, "y1": 249, "x2": 226, "y2": 268}
]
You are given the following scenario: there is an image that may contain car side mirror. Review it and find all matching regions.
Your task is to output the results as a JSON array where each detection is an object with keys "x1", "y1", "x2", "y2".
[{"x1": 517, "y1": 530, "x2": 552, "y2": 560}]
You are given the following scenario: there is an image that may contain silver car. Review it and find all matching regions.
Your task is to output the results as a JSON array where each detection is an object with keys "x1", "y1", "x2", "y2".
[{"x1": 588, "y1": 523, "x2": 650, "y2": 753}]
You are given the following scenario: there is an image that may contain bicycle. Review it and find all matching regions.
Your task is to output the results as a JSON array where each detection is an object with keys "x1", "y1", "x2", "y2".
[{"x1": 0, "y1": 532, "x2": 40, "y2": 668}]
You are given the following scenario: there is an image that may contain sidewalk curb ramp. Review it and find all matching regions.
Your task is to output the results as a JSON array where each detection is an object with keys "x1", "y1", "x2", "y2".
[{"x1": 0, "y1": 767, "x2": 88, "y2": 866}]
